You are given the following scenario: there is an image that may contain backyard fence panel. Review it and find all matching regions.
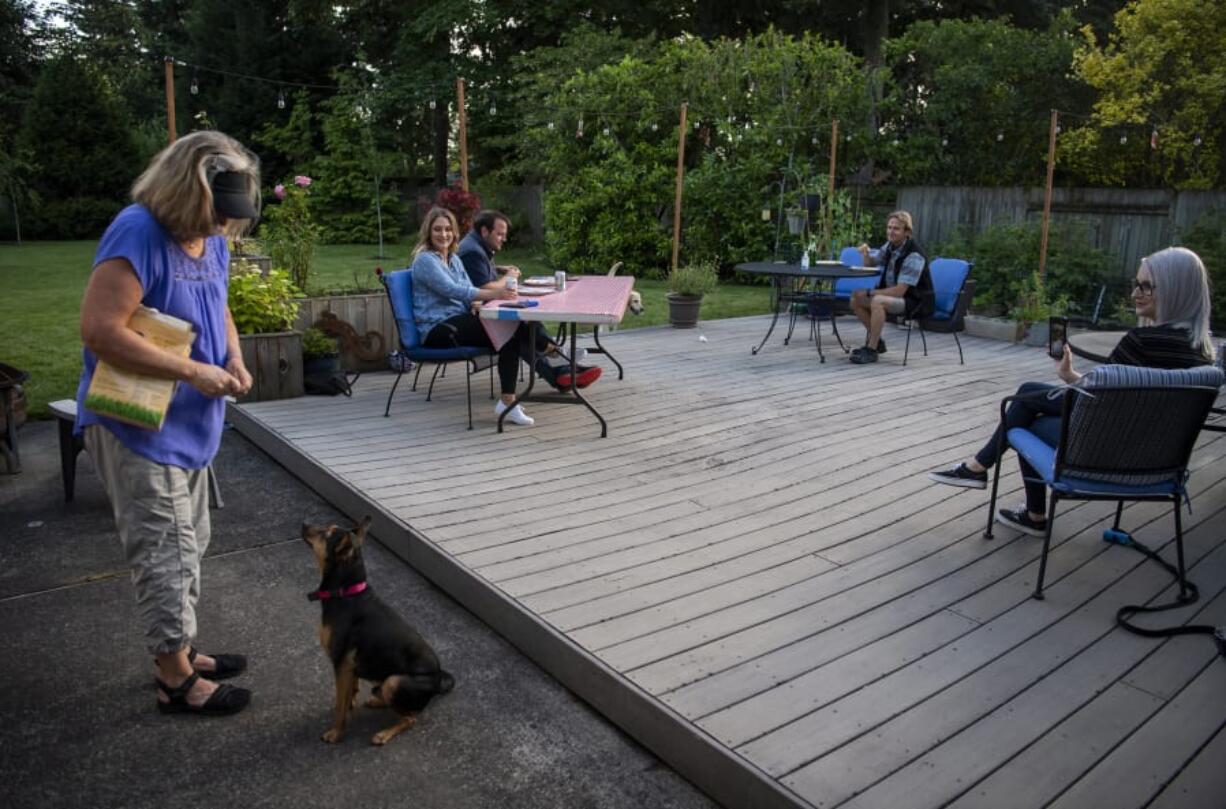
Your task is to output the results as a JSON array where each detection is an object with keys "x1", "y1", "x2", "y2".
[{"x1": 897, "y1": 186, "x2": 1226, "y2": 279}]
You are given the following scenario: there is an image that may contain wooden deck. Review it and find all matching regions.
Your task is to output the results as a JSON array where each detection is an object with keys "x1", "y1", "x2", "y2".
[{"x1": 229, "y1": 315, "x2": 1226, "y2": 809}]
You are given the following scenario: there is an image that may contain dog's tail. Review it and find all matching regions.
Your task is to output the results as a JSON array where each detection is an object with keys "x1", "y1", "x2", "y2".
[{"x1": 437, "y1": 670, "x2": 456, "y2": 695}]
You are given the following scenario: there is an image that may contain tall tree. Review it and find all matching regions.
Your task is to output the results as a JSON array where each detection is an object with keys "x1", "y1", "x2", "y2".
[
  {"x1": 1061, "y1": 0, "x2": 1226, "y2": 189},
  {"x1": 17, "y1": 53, "x2": 141, "y2": 237}
]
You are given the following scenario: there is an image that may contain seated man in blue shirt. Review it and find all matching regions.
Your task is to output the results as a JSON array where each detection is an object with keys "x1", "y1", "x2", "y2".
[
  {"x1": 458, "y1": 209, "x2": 600, "y2": 389},
  {"x1": 848, "y1": 209, "x2": 933, "y2": 364}
]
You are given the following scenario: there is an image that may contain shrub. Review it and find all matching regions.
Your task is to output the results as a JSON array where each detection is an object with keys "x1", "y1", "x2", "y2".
[
  {"x1": 261, "y1": 176, "x2": 321, "y2": 292},
  {"x1": 228, "y1": 264, "x2": 302, "y2": 334},
  {"x1": 1176, "y1": 209, "x2": 1226, "y2": 332},
  {"x1": 936, "y1": 220, "x2": 1114, "y2": 318},
  {"x1": 435, "y1": 184, "x2": 482, "y2": 234}
]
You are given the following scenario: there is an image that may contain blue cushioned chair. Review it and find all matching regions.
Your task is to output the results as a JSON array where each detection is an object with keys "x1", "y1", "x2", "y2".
[
  {"x1": 829, "y1": 246, "x2": 881, "y2": 314},
  {"x1": 901, "y1": 258, "x2": 974, "y2": 366},
  {"x1": 983, "y1": 364, "x2": 1225, "y2": 600},
  {"x1": 381, "y1": 268, "x2": 495, "y2": 429}
]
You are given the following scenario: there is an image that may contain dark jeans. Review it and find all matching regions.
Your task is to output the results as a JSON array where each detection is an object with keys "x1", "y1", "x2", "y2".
[
  {"x1": 974, "y1": 381, "x2": 1065, "y2": 516},
  {"x1": 424, "y1": 314, "x2": 549, "y2": 396}
]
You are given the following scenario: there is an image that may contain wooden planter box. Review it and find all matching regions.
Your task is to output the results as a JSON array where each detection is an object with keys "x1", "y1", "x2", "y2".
[
  {"x1": 295, "y1": 292, "x2": 394, "y2": 372},
  {"x1": 238, "y1": 331, "x2": 303, "y2": 403}
]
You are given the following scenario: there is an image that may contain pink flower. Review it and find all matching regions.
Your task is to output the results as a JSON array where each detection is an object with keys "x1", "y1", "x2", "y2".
[
  {"x1": 273, "y1": 184, "x2": 286, "y2": 200},
  {"x1": 293, "y1": 175, "x2": 312, "y2": 187}
]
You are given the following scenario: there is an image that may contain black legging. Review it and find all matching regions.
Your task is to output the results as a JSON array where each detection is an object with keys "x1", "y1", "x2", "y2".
[
  {"x1": 974, "y1": 381, "x2": 1065, "y2": 516},
  {"x1": 423, "y1": 314, "x2": 549, "y2": 395}
]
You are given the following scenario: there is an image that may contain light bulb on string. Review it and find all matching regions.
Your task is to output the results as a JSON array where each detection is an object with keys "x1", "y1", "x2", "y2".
[
  {"x1": 941, "y1": 137, "x2": 948, "y2": 147},
  {"x1": 651, "y1": 122, "x2": 658, "y2": 132},
  {"x1": 892, "y1": 138, "x2": 899, "y2": 146},
  {"x1": 603, "y1": 125, "x2": 610, "y2": 137},
  {"x1": 576, "y1": 118, "x2": 584, "y2": 138},
  {"x1": 693, "y1": 121, "x2": 700, "y2": 130},
  {"x1": 776, "y1": 138, "x2": 783, "y2": 146},
  {"x1": 1119, "y1": 134, "x2": 1127, "y2": 145},
  {"x1": 277, "y1": 90, "x2": 285, "y2": 110},
  {"x1": 811, "y1": 136, "x2": 818, "y2": 146},
  {"x1": 429, "y1": 98, "x2": 436, "y2": 110},
  {"x1": 546, "y1": 121, "x2": 555, "y2": 131},
  {"x1": 1194, "y1": 135, "x2": 1203, "y2": 147},
  {"x1": 190, "y1": 74, "x2": 198, "y2": 95},
  {"x1": 995, "y1": 132, "x2": 1003, "y2": 142}
]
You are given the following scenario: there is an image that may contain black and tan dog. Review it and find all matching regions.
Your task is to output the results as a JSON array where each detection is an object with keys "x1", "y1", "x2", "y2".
[{"x1": 303, "y1": 516, "x2": 455, "y2": 745}]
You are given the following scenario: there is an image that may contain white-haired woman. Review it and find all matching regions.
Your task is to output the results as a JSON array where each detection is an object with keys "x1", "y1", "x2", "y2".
[
  {"x1": 76, "y1": 131, "x2": 259, "y2": 716},
  {"x1": 928, "y1": 246, "x2": 1216, "y2": 535}
]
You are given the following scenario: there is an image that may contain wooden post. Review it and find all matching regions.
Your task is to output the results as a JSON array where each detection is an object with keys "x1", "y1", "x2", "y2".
[
  {"x1": 671, "y1": 102, "x2": 688, "y2": 271},
  {"x1": 826, "y1": 118, "x2": 838, "y2": 257},
  {"x1": 164, "y1": 57, "x2": 176, "y2": 144},
  {"x1": 1038, "y1": 109, "x2": 1059, "y2": 284},
  {"x1": 456, "y1": 78, "x2": 469, "y2": 192}
]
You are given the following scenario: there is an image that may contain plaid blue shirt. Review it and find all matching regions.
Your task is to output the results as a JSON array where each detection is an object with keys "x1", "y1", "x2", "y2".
[{"x1": 411, "y1": 250, "x2": 479, "y2": 337}]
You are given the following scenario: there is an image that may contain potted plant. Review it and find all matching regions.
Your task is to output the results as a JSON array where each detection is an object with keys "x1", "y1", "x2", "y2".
[
  {"x1": 228, "y1": 262, "x2": 305, "y2": 401},
  {"x1": 1015, "y1": 270, "x2": 1068, "y2": 347},
  {"x1": 302, "y1": 327, "x2": 340, "y2": 376},
  {"x1": 667, "y1": 261, "x2": 719, "y2": 329}
]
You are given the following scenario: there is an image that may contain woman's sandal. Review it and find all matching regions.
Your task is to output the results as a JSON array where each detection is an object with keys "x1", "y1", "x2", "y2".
[
  {"x1": 187, "y1": 647, "x2": 247, "y2": 681},
  {"x1": 155, "y1": 673, "x2": 250, "y2": 716}
]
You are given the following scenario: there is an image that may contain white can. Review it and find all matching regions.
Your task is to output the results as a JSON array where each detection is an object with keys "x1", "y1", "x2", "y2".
[
  {"x1": 555, "y1": 270, "x2": 567, "y2": 292},
  {"x1": 505, "y1": 275, "x2": 517, "y2": 292}
]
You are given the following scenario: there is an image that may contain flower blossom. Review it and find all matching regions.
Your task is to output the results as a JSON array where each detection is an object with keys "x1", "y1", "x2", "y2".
[
  {"x1": 273, "y1": 184, "x2": 286, "y2": 200},
  {"x1": 293, "y1": 175, "x2": 312, "y2": 188}
]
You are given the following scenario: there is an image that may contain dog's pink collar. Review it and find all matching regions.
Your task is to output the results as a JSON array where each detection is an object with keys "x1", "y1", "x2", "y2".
[{"x1": 307, "y1": 582, "x2": 368, "y2": 602}]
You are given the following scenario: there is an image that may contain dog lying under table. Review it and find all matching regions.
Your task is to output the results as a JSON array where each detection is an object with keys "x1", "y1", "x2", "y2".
[{"x1": 303, "y1": 516, "x2": 455, "y2": 745}]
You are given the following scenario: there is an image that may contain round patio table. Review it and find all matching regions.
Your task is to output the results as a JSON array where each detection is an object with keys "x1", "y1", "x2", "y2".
[
  {"x1": 736, "y1": 261, "x2": 880, "y2": 361},
  {"x1": 1066, "y1": 330, "x2": 1127, "y2": 363}
]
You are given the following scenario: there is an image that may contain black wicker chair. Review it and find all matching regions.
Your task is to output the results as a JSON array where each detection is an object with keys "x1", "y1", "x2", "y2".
[{"x1": 983, "y1": 364, "x2": 1225, "y2": 600}]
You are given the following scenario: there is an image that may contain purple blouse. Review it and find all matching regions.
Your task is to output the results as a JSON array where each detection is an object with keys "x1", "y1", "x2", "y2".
[{"x1": 74, "y1": 204, "x2": 230, "y2": 469}]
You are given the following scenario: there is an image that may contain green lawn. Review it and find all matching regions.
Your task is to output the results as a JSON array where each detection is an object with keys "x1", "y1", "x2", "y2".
[{"x1": 0, "y1": 241, "x2": 771, "y2": 418}]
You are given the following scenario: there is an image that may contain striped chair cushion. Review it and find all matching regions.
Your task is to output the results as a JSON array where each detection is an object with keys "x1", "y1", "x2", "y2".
[{"x1": 1079, "y1": 364, "x2": 1223, "y2": 391}]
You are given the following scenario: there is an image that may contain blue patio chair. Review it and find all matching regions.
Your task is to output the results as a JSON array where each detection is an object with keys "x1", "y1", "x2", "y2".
[
  {"x1": 983, "y1": 364, "x2": 1225, "y2": 600},
  {"x1": 901, "y1": 257, "x2": 975, "y2": 366},
  {"x1": 381, "y1": 268, "x2": 495, "y2": 429},
  {"x1": 804, "y1": 247, "x2": 881, "y2": 321}
]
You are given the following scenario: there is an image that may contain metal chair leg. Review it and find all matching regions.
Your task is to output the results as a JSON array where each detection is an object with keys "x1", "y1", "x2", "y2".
[
  {"x1": 426, "y1": 365, "x2": 444, "y2": 401},
  {"x1": 953, "y1": 331, "x2": 965, "y2": 365},
  {"x1": 1173, "y1": 495, "x2": 1189, "y2": 600},
  {"x1": 384, "y1": 369, "x2": 405, "y2": 417},
  {"x1": 1032, "y1": 494, "x2": 1060, "y2": 600},
  {"x1": 903, "y1": 323, "x2": 912, "y2": 366}
]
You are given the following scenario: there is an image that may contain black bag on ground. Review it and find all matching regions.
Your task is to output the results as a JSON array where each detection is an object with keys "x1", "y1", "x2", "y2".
[{"x1": 304, "y1": 369, "x2": 357, "y2": 396}]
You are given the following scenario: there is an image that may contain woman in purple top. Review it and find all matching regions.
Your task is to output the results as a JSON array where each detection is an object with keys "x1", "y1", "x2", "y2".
[{"x1": 76, "y1": 131, "x2": 258, "y2": 716}]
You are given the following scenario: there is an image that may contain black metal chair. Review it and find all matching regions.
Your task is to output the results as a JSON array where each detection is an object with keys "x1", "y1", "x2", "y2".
[{"x1": 983, "y1": 364, "x2": 1225, "y2": 600}]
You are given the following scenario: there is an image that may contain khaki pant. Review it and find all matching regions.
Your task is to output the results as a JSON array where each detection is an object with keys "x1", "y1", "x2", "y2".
[{"x1": 85, "y1": 425, "x2": 211, "y2": 655}]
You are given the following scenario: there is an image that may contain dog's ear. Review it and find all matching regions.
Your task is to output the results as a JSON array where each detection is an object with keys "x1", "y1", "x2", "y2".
[{"x1": 354, "y1": 515, "x2": 372, "y2": 546}]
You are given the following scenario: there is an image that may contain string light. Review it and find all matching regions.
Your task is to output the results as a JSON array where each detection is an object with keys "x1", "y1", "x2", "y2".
[
  {"x1": 995, "y1": 132, "x2": 1004, "y2": 142},
  {"x1": 603, "y1": 125, "x2": 610, "y2": 136},
  {"x1": 941, "y1": 137, "x2": 948, "y2": 147},
  {"x1": 546, "y1": 121, "x2": 554, "y2": 131},
  {"x1": 576, "y1": 118, "x2": 584, "y2": 138},
  {"x1": 1119, "y1": 134, "x2": 1127, "y2": 145},
  {"x1": 277, "y1": 90, "x2": 285, "y2": 110},
  {"x1": 1194, "y1": 135, "x2": 1203, "y2": 147},
  {"x1": 190, "y1": 73, "x2": 199, "y2": 95},
  {"x1": 429, "y1": 98, "x2": 436, "y2": 110},
  {"x1": 651, "y1": 122, "x2": 658, "y2": 132}
]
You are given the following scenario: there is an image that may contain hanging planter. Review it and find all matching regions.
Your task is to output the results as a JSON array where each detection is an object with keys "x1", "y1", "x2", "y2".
[{"x1": 786, "y1": 209, "x2": 805, "y2": 235}]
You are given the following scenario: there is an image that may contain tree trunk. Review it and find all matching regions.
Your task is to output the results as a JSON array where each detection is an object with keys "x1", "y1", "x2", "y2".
[
  {"x1": 433, "y1": 99, "x2": 449, "y2": 187},
  {"x1": 862, "y1": 0, "x2": 889, "y2": 182}
]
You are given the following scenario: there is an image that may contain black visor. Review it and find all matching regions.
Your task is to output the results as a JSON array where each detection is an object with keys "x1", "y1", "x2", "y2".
[{"x1": 211, "y1": 171, "x2": 258, "y2": 220}]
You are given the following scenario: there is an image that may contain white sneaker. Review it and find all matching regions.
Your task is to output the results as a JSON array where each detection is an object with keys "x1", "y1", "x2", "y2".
[
  {"x1": 494, "y1": 401, "x2": 534, "y2": 426},
  {"x1": 546, "y1": 347, "x2": 589, "y2": 367}
]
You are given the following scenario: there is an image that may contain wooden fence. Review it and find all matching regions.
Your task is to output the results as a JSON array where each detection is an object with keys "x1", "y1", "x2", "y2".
[{"x1": 893, "y1": 186, "x2": 1226, "y2": 278}]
